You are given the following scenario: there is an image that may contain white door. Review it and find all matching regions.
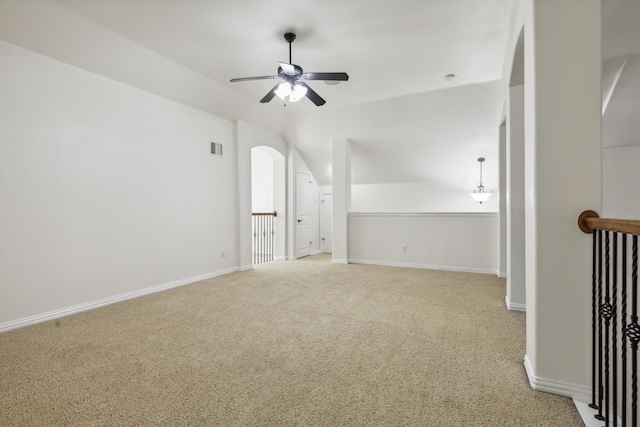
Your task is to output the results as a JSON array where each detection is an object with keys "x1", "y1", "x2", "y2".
[
  {"x1": 296, "y1": 171, "x2": 312, "y2": 258},
  {"x1": 321, "y1": 194, "x2": 333, "y2": 253}
]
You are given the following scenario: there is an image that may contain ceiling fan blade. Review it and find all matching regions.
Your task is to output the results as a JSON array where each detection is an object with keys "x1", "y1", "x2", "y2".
[
  {"x1": 230, "y1": 75, "x2": 278, "y2": 82},
  {"x1": 259, "y1": 84, "x2": 280, "y2": 103},
  {"x1": 302, "y1": 72, "x2": 349, "y2": 81},
  {"x1": 297, "y1": 82, "x2": 326, "y2": 106},
  {"x1": 279, "y1": 62, "x2": 296, "y2": 75}
]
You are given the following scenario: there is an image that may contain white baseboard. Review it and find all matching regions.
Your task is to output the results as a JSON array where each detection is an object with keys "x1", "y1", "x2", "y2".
[
  {"x1": 524, "y1": 355, "x2": 591, "y2": 403},
  {"x1": 331, "y1": 258, "x2": 349, "y2": 264},
  {"x1": 505, "y1": 296, "x2": 526, "y2": 312},
  {"x1": 0, "y1": 267, "x2": 239, "y2": 334},
  {"x1": 574, "y1": 399, "x2": 623, "y2": 427},
  {"x1": 348, "y1": 258, "x2": 498, "y2": 275},
  {"x1": 498, "y1": 271, "x2": 507, "y2": 278}
]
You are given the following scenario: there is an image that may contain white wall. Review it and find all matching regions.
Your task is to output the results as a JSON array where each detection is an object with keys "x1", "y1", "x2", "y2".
[
  {"x1": 0, "y1": 0, "x2": 286, "y2": 137},
  {"x1": 351, "y1": 182, "x2": 498, "y2": 213},
  {"x1": 349, "y1": 213, "x2": 498, "y2": 274},
  {"x1": 521, "y1": 0, "x2": 601, "y2": 401},
  {"x1": 603, "y1": 146, "x2": 640, "y2": 219},
  {"x1": 0, "y1": 41, "x2": 238, "y2": 329},
  {"x1": 251, "y1": 147, "x2": 275, "y2": 212},
  {"x1": 506, "y1": 84, "x2": 526, "y2": 311}
]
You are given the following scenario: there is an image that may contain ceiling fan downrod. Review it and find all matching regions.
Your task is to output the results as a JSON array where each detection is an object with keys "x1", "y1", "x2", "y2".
[{"x1": 284, "y1": 32, "x2": 296, "y2": 64}]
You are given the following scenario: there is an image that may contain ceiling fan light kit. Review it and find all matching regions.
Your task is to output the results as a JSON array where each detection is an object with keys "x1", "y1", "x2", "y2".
[{"x1": 230, "y1": 32, "x2": 349, "y2": 106}]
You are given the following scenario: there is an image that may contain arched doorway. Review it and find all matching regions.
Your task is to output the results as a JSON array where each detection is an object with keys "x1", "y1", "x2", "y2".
[{"x1": 251, "y1": 146, "x2": 285, "y2": 263}]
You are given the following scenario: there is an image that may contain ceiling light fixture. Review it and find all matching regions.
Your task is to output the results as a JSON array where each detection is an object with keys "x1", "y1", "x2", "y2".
[
  {"x1": 470, "y1": 157, "x2": 493, "y2": 204},
  {"x1": 274, "y1": 82, "x2": 307, "y2": 104}
]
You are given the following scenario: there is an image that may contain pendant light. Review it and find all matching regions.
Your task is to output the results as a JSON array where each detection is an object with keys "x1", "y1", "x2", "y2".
[{"x1": 470, "y1": 157, "x2": 493, "y2": 204}]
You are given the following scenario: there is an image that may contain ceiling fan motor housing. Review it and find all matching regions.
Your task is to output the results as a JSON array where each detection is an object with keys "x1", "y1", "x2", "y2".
[{"x1": 278, "y1": 64, "x2": 304, "y2": 81}]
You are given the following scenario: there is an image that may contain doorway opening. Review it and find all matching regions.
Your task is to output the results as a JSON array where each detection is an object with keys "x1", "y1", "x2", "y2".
[
  {"x1": 295, "y1": 170, "x2": 313, "y2": 259},
  {"x1": 251, "y1": 146, "x2": 285, "y2": 264},
  {"x1": 320, "y1": 192, "x2": 333, "y2": 253}
]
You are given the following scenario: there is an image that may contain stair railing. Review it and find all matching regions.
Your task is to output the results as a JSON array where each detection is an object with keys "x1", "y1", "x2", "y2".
[
  {"x1": 578, "y1": 210, "x2": 640, "y2": 426},
  {"x1": 252, "y1": 211, "x2": 277, "y2": 265}
]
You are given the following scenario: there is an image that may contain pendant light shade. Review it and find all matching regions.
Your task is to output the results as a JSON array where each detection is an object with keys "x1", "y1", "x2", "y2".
[
  {"x1": 470, "y1": 157, "x2": 493, "y2": 204},
  {"x1": 289, "y1": 84, "x2": 307, "y2": 102},
  {"x1": 275, "y1": 82, "x2": 292, "y2": 100}
]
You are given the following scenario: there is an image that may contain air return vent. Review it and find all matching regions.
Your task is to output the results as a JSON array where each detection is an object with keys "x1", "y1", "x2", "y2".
[{"x1": 211, "y1": 142, "x2": 223, "y2": 156}]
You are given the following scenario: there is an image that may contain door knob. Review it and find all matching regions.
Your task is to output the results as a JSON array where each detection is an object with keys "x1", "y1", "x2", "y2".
[{"x1": 297, "y1": 219, "x2": 303, "y2": 222}]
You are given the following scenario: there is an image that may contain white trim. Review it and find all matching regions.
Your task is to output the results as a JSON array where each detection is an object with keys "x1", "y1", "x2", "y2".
[
  {"x1": 238, "y1": 264, "x2": 253, "y2": 272},
  {"x1": 0, "y1": 267, "x2": 239, "y2": 333},
  {"x1": 497, "y1": 271, "x2": 507, "y2": 278},
  {"x1": 349, "y1": 212, "x2": 498, "y2": 218},
  {"x1": 349, "y1": 258, "x2": 497, "y2": 275},
  {"x1": 331, "y1": 258, "x2": 349, "y2": 264},
  {"x1": 505, "y1": 296, "x2": 526, "y2": 312},
  {"x1": 574, "y1": 399, "x2": 622, "y2": 427},
  {"x1": 524, "y1": 355, "x2": 590, "y2": 402}
]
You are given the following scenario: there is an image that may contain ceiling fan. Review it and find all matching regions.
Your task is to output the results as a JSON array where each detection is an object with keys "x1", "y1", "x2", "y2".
[{"x1": 229, "y1": 32, "x2": 349, "y2": 106}]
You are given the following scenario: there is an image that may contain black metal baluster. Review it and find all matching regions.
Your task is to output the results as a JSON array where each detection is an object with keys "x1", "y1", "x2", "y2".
[
  {"x1": 621, "y1": 234, "x2": 628, "y2": 427},
  {"x1": 604, "y1": 231, "x2": 612, "y2": 425},
  {"x1": 267, "y1": 214, "x2": 271, "y2": 262},
  {"x1": 265, "y1": 214, "x2": 268, "y2": 263},
  {"x1": 591, "y1": 230, "x2": 599, "y2": 412},
  {"x1": 267, "y1": 215, "x2": 271, "y2": 262},
  {"x1": 612, "y1": 232, "x2": 618, "y2": 426},
  {"x1": 270, "y1": 214, "x2": 274, "y2": 262},
  {"x1": 629, "y1": 235, "x2": 639, "y2": 427},
  {"x1": 597, "y1": 229, "x2": 606, "y2": 421},
  {"x1": 261, "y1": 215, "x2": 265, "y2": 264},
  {"x1": 253, "y1": 215, "x2": 257, "y2": 265}
]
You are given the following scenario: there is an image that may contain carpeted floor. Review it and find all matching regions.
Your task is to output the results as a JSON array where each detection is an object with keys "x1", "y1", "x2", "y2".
[{"x1": 0, "y1": 254, "x2": 584, "y2": 426}]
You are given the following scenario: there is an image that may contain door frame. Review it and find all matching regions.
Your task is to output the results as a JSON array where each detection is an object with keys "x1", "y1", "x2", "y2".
[{"x1": 295, "y1": 170, "x2": 312, "y2": 259}]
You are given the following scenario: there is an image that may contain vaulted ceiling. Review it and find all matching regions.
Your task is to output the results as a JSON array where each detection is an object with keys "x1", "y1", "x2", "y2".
[
  {"x1": 1, "y1": 0, "x2": 638, "y2": 191},
  {"x1": 43, "y1": 0, "x2": 512, "y2": 190}
]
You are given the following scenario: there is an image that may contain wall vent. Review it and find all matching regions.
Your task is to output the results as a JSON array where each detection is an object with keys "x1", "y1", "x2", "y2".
[{"x1": 211, "y1": 142, "x2": 223, "y2": 156}]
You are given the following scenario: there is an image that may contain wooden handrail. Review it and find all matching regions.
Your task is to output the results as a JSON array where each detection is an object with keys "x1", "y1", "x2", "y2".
[
  {"x1": 252, "y1": 211, "x2": 277, "y2": 217},
  {"x1": 578, "y1": 210, "x2": 640, "y2": 236}
]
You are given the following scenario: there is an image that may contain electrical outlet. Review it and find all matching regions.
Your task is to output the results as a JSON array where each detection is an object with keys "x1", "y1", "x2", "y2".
[
  {"x1": 402, "y1": 245, "x2": 408, "y2": 253},
  {"x1": 221, "y1": 251, "x2": 226, "y2": 258}
]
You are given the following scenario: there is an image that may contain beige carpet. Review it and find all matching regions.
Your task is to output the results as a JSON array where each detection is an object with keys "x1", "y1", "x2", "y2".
[{"x1": 0, "y1": 254, "x2": 583, "y2": 426}]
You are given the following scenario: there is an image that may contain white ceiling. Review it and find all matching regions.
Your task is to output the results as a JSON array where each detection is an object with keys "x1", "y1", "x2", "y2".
[
  {"x1": 2, "y1": 0, "x2": 639, "y2": 190},
  {"x1": 50, "y1": 0, "x2": 512, "y2": 113},
  {"x1": 46, "y1": 0, "x2": 513, "y2": 188}
]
